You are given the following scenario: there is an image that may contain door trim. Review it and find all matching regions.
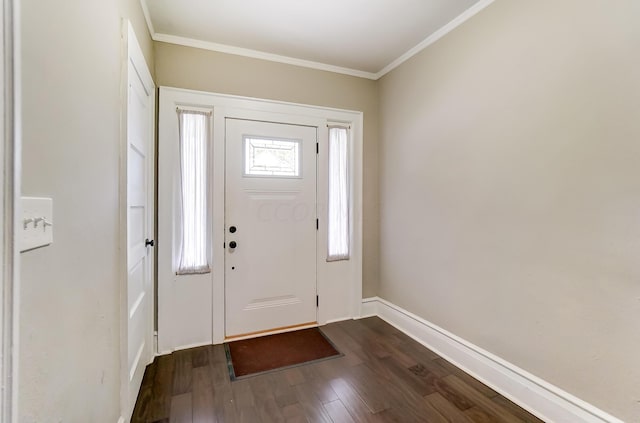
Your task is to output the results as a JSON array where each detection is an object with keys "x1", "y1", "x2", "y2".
[
  {"x1": 119, "y1": 20, "x2": 155, "y2": 422},
  {"x1": 1, "y1": 0, "x2": 19, "y2": 420},
  {"x1": 158, "y1": 87, "x2": 363, "y2": 349}
]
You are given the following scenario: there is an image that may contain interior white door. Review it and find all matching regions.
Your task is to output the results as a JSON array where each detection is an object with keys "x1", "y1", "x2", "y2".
[
  {"x1": 225, "y1": 118, "x2": 317, "y2": 337},
  {"x1": 124, "y1": 23, "x2": 154, "y2": 420}
]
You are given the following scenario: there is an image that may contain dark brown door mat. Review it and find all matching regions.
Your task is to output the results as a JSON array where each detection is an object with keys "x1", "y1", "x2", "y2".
[{"x1": 224, "y1": 327, "x2": 342, "y2": 380}]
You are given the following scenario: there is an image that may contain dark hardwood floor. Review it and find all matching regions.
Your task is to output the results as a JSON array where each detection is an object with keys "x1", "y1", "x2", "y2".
[{"x1": 131, "y1": 317, "x2": 544, "y2": 422}]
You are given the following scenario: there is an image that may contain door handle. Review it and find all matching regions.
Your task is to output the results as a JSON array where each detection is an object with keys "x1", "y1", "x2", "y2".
[
  {"x1": 145, "y1": 239, "x2": 155, "y2": 247},
  {"x1": 229, "y1": 241, "x2": 237, "y2": 249}
]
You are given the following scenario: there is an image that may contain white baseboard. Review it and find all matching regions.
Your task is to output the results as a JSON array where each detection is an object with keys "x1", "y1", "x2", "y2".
[
  {"x1": 360, "y1": 297, "x2": 378, "y2": 318},
  {"x1": 359, "y1": 297, "x2": 623, "y2": 423},
  {"x1": 157, "y1": 340, "x2": 213, "y2": 356},
  {"x1": 324, "y1": 316, "x2": 353, "y2": 325}
]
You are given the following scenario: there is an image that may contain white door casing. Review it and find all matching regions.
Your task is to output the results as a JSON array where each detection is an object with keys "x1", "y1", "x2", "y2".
[
  {"x1": 224, "y1": 119, "x2": 317, "y2": 337},
  {"x1": 158, "y1": 87, "x2": 363, "y2": 351},
  {"x1": 121, "y1": 21, "x2": 155, "y2": 422},
  {"x1": 1, "y1": 0, "x2": 18, "y2": 420}
]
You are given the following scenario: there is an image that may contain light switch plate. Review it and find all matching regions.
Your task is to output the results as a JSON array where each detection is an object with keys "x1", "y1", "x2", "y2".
[{"x1": 21, "y1": 197, "x2": 53, "y2": 252}]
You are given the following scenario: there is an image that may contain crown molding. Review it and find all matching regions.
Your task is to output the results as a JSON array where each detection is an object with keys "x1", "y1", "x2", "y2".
[
  {"x1": 139, "y1": 0, "x2": 155, "y2": 38},
  {"x1": 153, "y1": 33, "x2": 379, "y2": 80},
  {"x1": 375, "y1": 0, "x2": 495, "y2": 78}
]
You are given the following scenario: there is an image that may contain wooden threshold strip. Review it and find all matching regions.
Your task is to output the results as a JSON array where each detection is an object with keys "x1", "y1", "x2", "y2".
[{"x1": 224, "y1": 321, "x2": 318, "y2": 342}]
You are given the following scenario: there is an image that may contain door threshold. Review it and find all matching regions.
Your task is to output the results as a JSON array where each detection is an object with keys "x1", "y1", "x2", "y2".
[{"x1": 225, "y1": 322, "x2": 318, "y2": 342}]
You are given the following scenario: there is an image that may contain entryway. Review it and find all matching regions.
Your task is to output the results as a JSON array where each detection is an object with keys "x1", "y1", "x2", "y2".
[{"x1": 157, "y1": 88, "x2": 363, "y2": 353}]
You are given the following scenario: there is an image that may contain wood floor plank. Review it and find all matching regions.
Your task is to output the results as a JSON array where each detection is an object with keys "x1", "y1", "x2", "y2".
[
  {"x1": 293, "y1": 363, "x2": 343, "y2": 410},
  {"x1": 209, "y1": 344, "x2": 231, "y2": 388},
  {"x1": 192, "y1": 366, "x2": 215, "y2": 423},
  {"x1": 250, "y1": 374, "x2": 286, "y2": 423},
  {"x1": 319, "y1": 324, "x2": 362, "y2": 352},
  {"x1": 357, "y1": 317, "x2": 438, "y2": 366},
  {"x1": 344, "y1": 364, "x2": 393, "y2": 413},
  {"x1": 425, "y1": 392, "x2": 475, "y2": 423},
  {"x1": 323, "y1": 399, "x2": 356, "y2": 423},
  {"x1": 131, "y1": 384, "x2": 152, "y2": 422},
  {"x1": 464, "y1": 406, "x2": 500, "y2": 423},
  {"x1": 237, "y1": 405, "x2": 262, "y2": 423},
  {"x1": 434, "y1": 358, "x2": 499, "y2": 398},
  {"x1": 232, "y1": 378, "x2": 255, "y2": 409},
  {"x1": 191, "y1": 345, "x2": 210, "y2": 368},
  {"x1": 408, "y1": 357, "x2": 451, "y2": 379},
  {"x1": 336, "y1": 320, "x2": 392, "y2": 359},
  {"x1": 294, "y1": 382, "x2": 333, "y2": 423},
  {"x1": 281, "y1": 403, "x2": 308, "y2": 423},
  {"x1": 376, "y1": 402, "x2": 448, "y2": 423},
  {"x1": 255, "y1": 397, "x2": 286, "y2": 423},
  {"x1": 318, "y1": 325, "x2": 364, "y2": 366},
  {"x1": 328, "y1": 378, "x2": 385, "y2": 423},
  {"x1": 172, "y1": 349, "x2": 193, "y2": 395},
  {"x1": 169, "y1": 393, "x2": 192, "y2": 423},
  {"x1": 357, "y1": 356, "x2": 450, "y2": 423},
  {"x1": 491, "y1": 396, "x2": 545, "y2": 423},
  {"x1": 147, "y1": 354, "x2": 175, "y2": 422},
  {"x1": 211, "y1": 372, "x2": 238, "y2": 423},
  {"x1": 269, "y1": 371, "x2": 299, "y2": 409},
  {"x1": 444, "y1": 375, "x2": 525, "y2": 423},
  {"x1": 432, "y1": 377, "x2": 477, "y2": 411},
  {"x1": 371, "y1": 354, "x2": 437, "y2": 397},
  {"x1": 283, "y1": 367, "x2": 306, "y2": 386}
]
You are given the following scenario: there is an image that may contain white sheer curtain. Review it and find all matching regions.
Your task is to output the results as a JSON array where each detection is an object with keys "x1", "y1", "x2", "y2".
[
  {"x1": 327, "y1": 126, "x2": 350, "y2": 261},
  {"x1": 177, "y1": 110, "x2": 210, "y2": 274}
]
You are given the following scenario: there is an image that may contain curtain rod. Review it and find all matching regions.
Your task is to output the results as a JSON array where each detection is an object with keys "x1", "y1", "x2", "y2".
[
  {"x1": 176, "y1": 106, "x2": 213, "y2": 115},
  {"x1": 327, "y1": 123, "x2": 351, "y2": 129}
]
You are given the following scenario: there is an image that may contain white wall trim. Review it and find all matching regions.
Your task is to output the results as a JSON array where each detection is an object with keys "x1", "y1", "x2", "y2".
[
  {"x1": 324, "y1": 317, "x2": 353, "y2": 325},
  {"x1": 375, "y1": 0, "x2": 495, "y2": 78},
  {"x1": 360, "y1": 297, "x2": 624, "y2": 423},
  {"x1": 153, "y1": 33, "x2": 378, "y2": 80},
  {"x1": 139, "y1": 0, "x2": 155, "y2": 38},
  {"x1": 360, "y1": 297, "x2": 378, "y2": 319},
  {"x1": 157, "y1": 340, "x2": 212, "y2": 357},
  {"x1": 1, "y1": 0, "x2": 20, "y2": 420}
]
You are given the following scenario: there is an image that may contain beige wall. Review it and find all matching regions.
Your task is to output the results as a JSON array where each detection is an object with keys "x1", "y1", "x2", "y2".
[
  {"x1": 378, "y1": 0, "x2": 640, "y2": 421},
  {"x1": 154, "y1": 42, "x2": 380, "y2": 297},
  {"x1": 19, "y1": 0, "x2": 152, "y2": 421}
]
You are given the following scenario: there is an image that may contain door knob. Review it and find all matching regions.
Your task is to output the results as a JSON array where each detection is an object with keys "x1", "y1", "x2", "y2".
[
  {"x1": 229, "y1": 241, "x2": 237, "y2": 249},
  {"x1": 145, "y1": 239, "x2": 155, "y2": 247}
]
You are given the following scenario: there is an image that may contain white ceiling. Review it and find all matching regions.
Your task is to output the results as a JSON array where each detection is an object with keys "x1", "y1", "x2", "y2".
[{"x1": 143, "y1": 0, "x2": 492, "y2": 79}]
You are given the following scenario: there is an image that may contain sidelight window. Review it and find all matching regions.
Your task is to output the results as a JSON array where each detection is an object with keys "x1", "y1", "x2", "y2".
[
  {"x1": 327, "y1": 126, "x2": 350, "y2": 261},
  {"x1": 176, "y1": 109, "x2": 211, "y2": 274}
]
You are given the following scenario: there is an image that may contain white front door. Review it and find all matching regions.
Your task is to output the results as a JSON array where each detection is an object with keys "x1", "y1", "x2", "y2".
[
  {"x1": 123, "y1": 23, "x2": 154, "y2": 420},
  {"x1": 225, "y1": 118, "x2": 317, "y2": 337}
]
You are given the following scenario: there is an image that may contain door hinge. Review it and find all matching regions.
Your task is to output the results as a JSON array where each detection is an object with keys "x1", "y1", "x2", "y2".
[
  {"x1": 316, "y1": 295, "x2": 319, "y2": 307},
  {"x1": 316, "y1": 142, "x2": 319, "y2": 154},
  {"x1": 316, "y1": 218, "x2": 319, "y2": 230}
]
